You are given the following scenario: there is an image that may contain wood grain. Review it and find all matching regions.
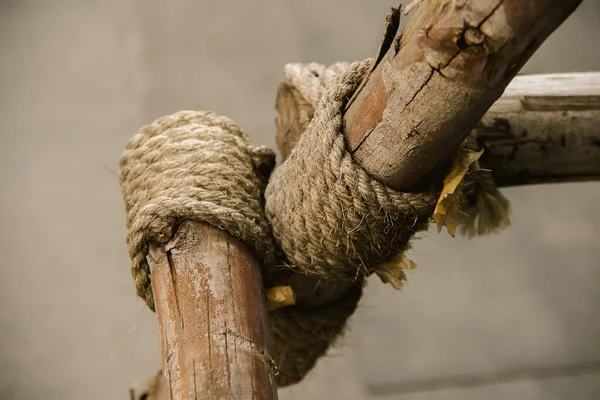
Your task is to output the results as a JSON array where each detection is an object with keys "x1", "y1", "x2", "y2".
[{"x1": 147, "y1": 221, "x2": 278, "y2": 400}]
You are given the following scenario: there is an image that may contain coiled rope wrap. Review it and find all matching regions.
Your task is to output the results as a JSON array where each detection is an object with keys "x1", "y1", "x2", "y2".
[{"x1": 266, "y1": 60, "x2": 438, "y2": 285}]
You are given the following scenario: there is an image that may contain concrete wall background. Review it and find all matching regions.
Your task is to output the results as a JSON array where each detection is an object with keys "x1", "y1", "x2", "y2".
[{"x1": 0, "y1": 1, "x2": 599, "y2": 399}]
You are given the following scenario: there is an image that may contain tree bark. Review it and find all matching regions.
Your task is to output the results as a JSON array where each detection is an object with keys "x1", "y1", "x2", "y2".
[
  {"x1": 147, "y1": 221, "x2": 278, "y2": 400},
  {"x1": 344, "y1": 0, "x2": 584, "y2": 191}
]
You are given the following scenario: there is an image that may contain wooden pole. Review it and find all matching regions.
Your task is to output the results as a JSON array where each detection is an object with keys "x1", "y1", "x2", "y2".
[
  {"x1": 147, "y1": 221, "x2": 277, "y2": 400},
  {"x1": 275, "y1": 1, "x2": 586, "y2": 307}
]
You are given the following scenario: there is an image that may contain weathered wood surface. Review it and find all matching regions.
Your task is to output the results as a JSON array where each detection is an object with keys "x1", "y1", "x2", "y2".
[
  {"x1": 343, "y1": 0, "x2": 583, "y2": 191},
  {"x1": 147, "y1": 221, "x2": 278, "y2": 400},
  {"x1": 474, "y1": 72, "x2": 600, "y2": 186}
]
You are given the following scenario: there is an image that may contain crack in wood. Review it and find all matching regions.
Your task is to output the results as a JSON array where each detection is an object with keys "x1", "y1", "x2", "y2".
[
  {"x1": 226, "y1": 238, "x2": 239, "y2": 362},
  {"x1": 166, "y1": 250, "x2": 184, "y2": 332},
  {"x1": 224, "y1": 322, "x2": 232, "y2": 391},
  {"x1": 206, "y1": 294, "x2": 212, "y2": 371},
  {"x1": 219, "y1": 329, "x2": 279, "y2": 375},
  {"x1": 193, "y1": 361, "x2": 198, "y2": 400},
  {"x1": 167, "y1": 369, "x2": 174, "y2": 400}
]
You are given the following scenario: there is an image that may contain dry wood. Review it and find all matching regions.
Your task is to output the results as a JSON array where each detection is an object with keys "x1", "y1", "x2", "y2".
[
  {"x1": 147, "y1": 220, "x2": 277, "y2": 400},
  {"x1": 474, "y1": 72, "x2": 600, "y2": 186},
  {"x1": 343, "y1": 0, "x2": 583, "y2": 191}
]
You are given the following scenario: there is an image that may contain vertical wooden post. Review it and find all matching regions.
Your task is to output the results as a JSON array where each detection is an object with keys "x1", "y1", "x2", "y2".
[{"x1": 147, "y1": 220, "x2": 278, "y2": 400}]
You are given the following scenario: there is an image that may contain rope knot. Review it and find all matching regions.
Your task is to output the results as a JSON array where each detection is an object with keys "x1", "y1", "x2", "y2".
[
  {"x1": 120, "y1": 110, "x2": 276, "y2": 309},
  {"x1": 266, "y1": 60, "x2": 437, "y2": 287},
  {"x1": 120, "y1": 60, "x2": 509, "y2": 388}
]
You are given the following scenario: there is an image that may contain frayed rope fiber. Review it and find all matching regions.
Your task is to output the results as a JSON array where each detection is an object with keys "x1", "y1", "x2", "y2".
[{"x1": 120, "y1": 60, "x2": 509, "y2": 387}]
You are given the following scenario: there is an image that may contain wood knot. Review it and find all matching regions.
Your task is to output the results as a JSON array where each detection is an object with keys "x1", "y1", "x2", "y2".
[{"x1": 460, "y1": 28, "x2": 486, "y2": 48}]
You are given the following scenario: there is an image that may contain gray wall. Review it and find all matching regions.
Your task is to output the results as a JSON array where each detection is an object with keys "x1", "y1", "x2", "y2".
[{"x1": 0, "y1": 1, "x2": 599, "y2": 399}]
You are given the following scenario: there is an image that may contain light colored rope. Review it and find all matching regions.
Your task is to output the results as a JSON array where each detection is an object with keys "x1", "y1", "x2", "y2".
[
  {"x1": 266, "y1": 60, "x2": 438, "y2": 285},
  {"x1": 120, "y1": 110, "x2": 358, "y2": 387},
  {"x1": 120, "y1": 110, "x2": 276, "y2": 309}
]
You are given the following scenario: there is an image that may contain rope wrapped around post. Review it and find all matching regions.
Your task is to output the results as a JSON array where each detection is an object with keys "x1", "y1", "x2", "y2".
[
  {"x1": 267, "y1": 60, "x2": 437, "y2": 287},
  {"x1": 120, "y1": 63, "x2": 509, "y2": 392},
  {"x1": 120, "y1": 111, "x2": 277, "y2": 308},
  {"x1": 120, "y1": 111, "x2": 362, "y2": 387},
  {"x1": 119, "y1": 1, "x2": 588, "y2": 395},
  {"x1": 269, "y1": 59, "x2": 510, "y2": 286}
]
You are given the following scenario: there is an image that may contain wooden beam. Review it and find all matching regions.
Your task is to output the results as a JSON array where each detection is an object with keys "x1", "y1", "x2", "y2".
[
  {"x1": 474, "y1": 72, "x2": 600, "y2": 186},
  {"x1": 343, "y1": 0, "x2": 584, "y2": 191},
  {"x1": 147, "y1": 221, "x2": 277, "y2": 400}
]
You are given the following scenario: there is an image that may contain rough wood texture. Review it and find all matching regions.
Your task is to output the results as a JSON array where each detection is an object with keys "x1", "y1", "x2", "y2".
[
  {"x1": 148, "y1": 220, "x2": 278, "y2": 400},
  {"x1": 343, "y1": 0, "x2": 583, "y2": 191},
  {"x1": 474, "y1": 72, "x2": 600, "y2": 185}
]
